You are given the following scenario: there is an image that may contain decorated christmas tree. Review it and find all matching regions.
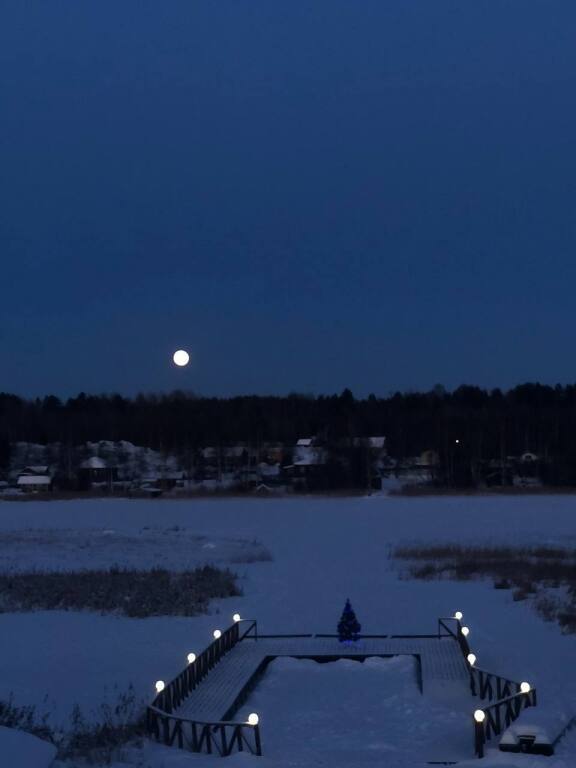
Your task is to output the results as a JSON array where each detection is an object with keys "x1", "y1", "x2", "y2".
[{"x1": 337, "y1": 598, "x2": 361, "y2": 642}]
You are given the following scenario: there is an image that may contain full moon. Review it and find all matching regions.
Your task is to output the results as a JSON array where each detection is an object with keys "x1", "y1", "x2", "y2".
[{"x1": 173, "y1": 349, "x2": 190, "y2": 367}]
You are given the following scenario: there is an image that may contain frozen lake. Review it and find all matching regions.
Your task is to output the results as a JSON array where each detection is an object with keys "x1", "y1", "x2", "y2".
[{"x1": 0, "y1": 494, "x2": 575, "y2": 766}]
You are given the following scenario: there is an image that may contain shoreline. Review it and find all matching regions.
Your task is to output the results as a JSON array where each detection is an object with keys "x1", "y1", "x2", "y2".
[{"x1": 3, "y1": 486, "x2": 576, "y2": 502}]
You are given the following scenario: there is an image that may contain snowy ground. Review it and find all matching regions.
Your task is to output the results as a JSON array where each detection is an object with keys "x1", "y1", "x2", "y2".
[
  {"x1": 0, "y1": 527, "x2": 270, "y2": 572},
  {"x1": 0, "y1": 725, "x2": 57, "y2": 768},
  {"x1": 234, "y1": 655, "x2": 472, "y2": 765},
  {"x1": 0, "y1": 495, "x2": 575, "y2": 767}
]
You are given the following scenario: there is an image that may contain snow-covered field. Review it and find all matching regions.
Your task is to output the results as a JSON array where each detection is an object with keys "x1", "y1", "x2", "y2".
[
  {"x1": 0, "y1": 527, "x2": 270, "y2": 572},
  {"x1": 234, "y1": 655, "x2": 472, "y2": 765},
  {"x1": 0, "y1": 494, "x2": 575, "y2": 767}
]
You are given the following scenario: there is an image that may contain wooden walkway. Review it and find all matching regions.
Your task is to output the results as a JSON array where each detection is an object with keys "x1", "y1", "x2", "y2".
[
  {"x1": 147, "y1": 618, "x2": 536, "y2": 758},
  {"x1": 174, "y1": 634, "x2": 470, "y2": 723}
]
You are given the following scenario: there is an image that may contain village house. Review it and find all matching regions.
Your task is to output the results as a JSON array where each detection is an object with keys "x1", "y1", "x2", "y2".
[
  {"x1": 197, "y1": 445, "x2": 258, "y2": 485},
  {"x1": 78, "y1": 456, "x2": 118, "y2": 489},
  {"x1": 393, "y1": 450, "x2": 439, "y2": 486},
  {"x1": 16, "y1": 466, "x2": 53, "y2": 493},
  {"x1": 284, "y1": 437, "x2": 329, "y2": 491}
]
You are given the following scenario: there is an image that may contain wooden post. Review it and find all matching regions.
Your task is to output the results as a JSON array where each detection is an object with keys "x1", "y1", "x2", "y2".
[
  {"x1": 474, "y1": 719, "x2": 485, "y2": 758},
  {"x1": 220, "y1": 725, "x2": 229, "y2": 756},
  {"x1": 162, "y1": 716, "x2": 170, "y2": 745},
  {"x1": 191, "y1": 721, "x2": 199, "y2": 752},
  {"x1": 254, "y1": 724, "x2": 262, "y2": 756},
  {"x1": 469, "y1": 668, "x2": 477, "y2": 696}
]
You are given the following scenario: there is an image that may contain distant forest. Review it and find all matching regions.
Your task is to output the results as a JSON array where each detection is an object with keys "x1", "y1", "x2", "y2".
[{"x1": 2, "y1": 384, "x2": 576, "y2": 485}]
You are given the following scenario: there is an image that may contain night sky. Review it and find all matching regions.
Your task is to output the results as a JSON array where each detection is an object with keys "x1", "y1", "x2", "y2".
[{"x1": 1, "y1": 1, "x2": 576, "y2": 398}]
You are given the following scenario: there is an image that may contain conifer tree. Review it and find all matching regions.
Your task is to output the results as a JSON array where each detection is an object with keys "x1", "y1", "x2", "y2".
[{"x1": 337, "y1": 598, "x2": 361, "y2": 642}]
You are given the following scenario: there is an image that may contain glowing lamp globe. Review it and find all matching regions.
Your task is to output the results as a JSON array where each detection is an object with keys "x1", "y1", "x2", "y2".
[
  {"x1": 187, "y1": 653, "x2": 196, "y2": 664},
  {"x1": 233, "y1": 613, "x2": 241, "y2": 623},
  {"x1": 454, "y1": 611, "x2": 463, "y2": 621},
  {"x1": 461, "y1": 626, "x2": 470, "y2": 637},
  {"x1": 173, "y1": 349, "x2": 190, "y2": 367},
  {"x1": 155, "y1": 680, "x2": 165, "y2": 693},
  {"x1": 467, "y1": 653, "x2": 477, "y2": 666},
  {"x1": 247, "y1": 713, "x2": 259, "y2": 726},
  {"x1": 474, "y1": 709, "x2": 486, "y2": 723},
  {"x1": 520, "y1": 682, "x2": 531, "y2": 693},
  {"x1": 213, "y1": 629, "x2": 222, "y2": 640}
]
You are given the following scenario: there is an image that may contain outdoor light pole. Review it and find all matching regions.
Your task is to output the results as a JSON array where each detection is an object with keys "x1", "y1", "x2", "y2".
[{"x1": 474, "y1": 710, "x2": 486, "y2": 758}]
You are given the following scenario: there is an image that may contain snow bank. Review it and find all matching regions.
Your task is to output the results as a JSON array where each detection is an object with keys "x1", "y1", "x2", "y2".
[{"x1": 0, "y1": 726, "x2": 56, "y2": 768}]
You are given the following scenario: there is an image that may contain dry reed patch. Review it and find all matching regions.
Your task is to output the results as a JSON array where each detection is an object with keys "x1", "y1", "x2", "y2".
[
  {"x1": 393, "y1": 544, "x2": 576, "y2": 632},
  {"x1": 0, "y1": 565, "x2": 241, "y2": 617}
]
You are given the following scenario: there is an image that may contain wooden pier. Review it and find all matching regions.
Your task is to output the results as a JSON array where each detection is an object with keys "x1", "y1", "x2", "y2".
[
  {"x1": 175, "y1": 634, "x2": 469, "y2": 722},
  {"x1": 146, "y1": 617, "x2": 537, "y2": 758}
]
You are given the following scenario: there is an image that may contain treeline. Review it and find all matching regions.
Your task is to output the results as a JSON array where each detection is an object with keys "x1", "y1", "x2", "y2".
[{"x1": 3, "y1": 383, "x2": 576, "y2": 484}]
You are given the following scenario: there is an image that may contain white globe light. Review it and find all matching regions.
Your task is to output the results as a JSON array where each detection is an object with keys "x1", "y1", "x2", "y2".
[
  {"x1": 155, "y1": 680, "x2": 165, "y2": 693},
  {"x1": 474, "y1": 709, "x2": 486, "y2": 723},
  {"x1": 173, "y1": 349, "x2": 190, "y2": 367},
  {"x1": 467, "y1": 653, "x2": 477, "y2": 666},
  {"x1": 213, "y1": 629, "x2": 222, "y2": 639},
  {"x1": 454, "y1": 611, "x2": 463, "y2": 621},
  {"x1": 187, "y1": 653, "x2": 196, "y2": 664},
  {"x1": 461, "y1": 626, "x2": 470, "y2": 637},
  {"x1": 520, "y1": 681, "x2": 531, "y2": 693},
  {"x1": 233, "y1": 613, "x2": 241, "y2": 623},
  {"x1": 247, "y1": 713, "x2": 259, "y2": 726}
]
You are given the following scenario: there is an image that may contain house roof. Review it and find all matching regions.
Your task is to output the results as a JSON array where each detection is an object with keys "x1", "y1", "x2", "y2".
[
  {"x1": 296, "y1": 438, "x2": 314, "y2": 447},
  {"x1": 80, "y1": 456, "x2": 107, "y2": 470},
  {"x1": 21, "y1": 466, "x2": 49, "y2": 475},
  {"x1": 17, "y1": 475, "x2": 51, "y2": 486}
]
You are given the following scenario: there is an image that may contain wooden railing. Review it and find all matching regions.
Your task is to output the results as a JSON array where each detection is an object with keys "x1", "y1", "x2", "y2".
[
  {"x1": 146, "y1": 710, "x2": 262, "y2": 756},
  {"x1": 470, "y1": 667, "x2": 526, "y2": 702},
  {"x1": 315, "y1": 633, "x2": 440, "y2": 639},
  {"x1": 147, "y1": 619, "x2": 262, "y2": 756},
  {"x1": 473, "y1": 687, "x2": 537, "y2": 758},
  {"x1": 438, "y1": 616, "x2": 471, "y2": 657},
  {"x1": 438, "y1": 616, "x2": 538, "y2": 758}
]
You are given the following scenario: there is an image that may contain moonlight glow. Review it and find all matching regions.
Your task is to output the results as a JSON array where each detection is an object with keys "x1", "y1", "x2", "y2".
[{"x1": 173, "y1": 349, "x2": 190, "y2": 367}]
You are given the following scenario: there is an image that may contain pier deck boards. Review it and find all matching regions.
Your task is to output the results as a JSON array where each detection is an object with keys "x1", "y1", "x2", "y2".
[{"x1": 174, "y1": 635, "x2": 470, "y2": 722}]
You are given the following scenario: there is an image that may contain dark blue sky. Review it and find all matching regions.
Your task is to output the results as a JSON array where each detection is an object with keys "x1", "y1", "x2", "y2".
[{"x1": 2, "y1": 1, "x2": 576, "y2": 398}]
